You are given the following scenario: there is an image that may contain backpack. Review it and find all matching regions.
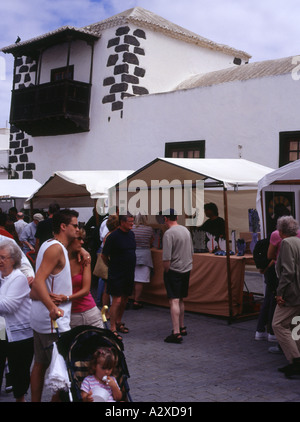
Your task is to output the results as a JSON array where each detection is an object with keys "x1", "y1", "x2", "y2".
[{"x1": 253, "y1": 238, "x2": 270, "y2": 270}]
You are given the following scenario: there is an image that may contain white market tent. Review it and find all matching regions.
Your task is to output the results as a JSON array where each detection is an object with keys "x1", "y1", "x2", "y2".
[
  {"x1": 256, "y1": 159, "x2": 300, "y2": 237},
  {"x1": 0, "y1": 179, "x2": 41, "y2": 199},
  {"x1": 112, "y1": 157, "x2": 274, "y2": 320},
  {"x1": 114, "y1": 157, "x2": 274, "y2": 232},
  {"x1": 25, "y1": 170, "x2": 134, "y2": 209},
  {"x1": 124, "y1": 157, "x2": 274, "y2": 188},
  {"x1": 0, "y1": 179, "x2": 42, "y2": 211}
]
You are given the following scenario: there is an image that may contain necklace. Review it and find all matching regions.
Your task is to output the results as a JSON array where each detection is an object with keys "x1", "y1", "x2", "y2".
[{"x1": 54, "y1": 237, "x2": 67, "y2": 248}]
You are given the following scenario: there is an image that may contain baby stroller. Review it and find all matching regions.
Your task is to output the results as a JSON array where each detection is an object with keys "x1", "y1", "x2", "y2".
[{"x1": 54, "y1": 324, "x2": 132, "y2": 402}]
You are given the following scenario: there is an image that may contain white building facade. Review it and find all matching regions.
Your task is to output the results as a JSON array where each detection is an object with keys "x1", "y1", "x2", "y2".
[{"x1": 2, "y1": 7, "x2": 299, "y2": 183}]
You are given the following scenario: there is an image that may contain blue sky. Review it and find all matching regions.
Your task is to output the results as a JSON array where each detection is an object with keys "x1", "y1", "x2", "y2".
[{"x1": 0, "y1": 0, "x2": 300, "y2": 127}]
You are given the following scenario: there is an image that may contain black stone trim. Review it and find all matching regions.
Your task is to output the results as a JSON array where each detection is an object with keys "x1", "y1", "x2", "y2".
[
  {"x1": 10, "y1": 141, "x2": 20, "y2": 149},
  {"x1": 103, "y1": 27, "x2": 148, "y2": 112},
  {"x1": 134, "y1": 47, "x2": 145, "y2": 56},
  {"x1": 20, "y1": 154, "x2": 28, "y2": 163},
  {"x1": 114, "y1": 64, "x2": 129, "y2": 75},
  {"x1": 19, "y1": 65, "x2": 29, "y2": 73},
  {"x1": 15, "y1": 58, "x2": 23, "y2": 67},
  {"x1": 132, "y1": 86, "x2": 149, "y2": 95},
  {"x1": 115, "y1": 44, "x2": 129, "y2": 53},
  {"x1": 16, "y1": 132, "x2": 25, "y2": 140},
  {"x1": 107, "y1": 37, "x2": 120, "y2": 48},
  {"x1": 123, "y1": 52, "x2": 139, "y2": 65},
  {"x1": 26, "y1": 163, "x2": 35, "y2": 170},
  {"x1": 116, "y1": 26, "x2": 130, "y2": 36},
  {"x1": 112, "y1": 101, "x2": 123, "y2": 111},
  {"x1": 134, "y1": 67, "x2": 146, "y2": 77},
  {"x1": 102, "y1": 94, "x2": 116, "y2": 104},
  {"x1": 103, "y1": 77, "x2": 115, "y2": 86},
  {"x1": 124, "y1": 35, "x2": 140, "y2": 46},
  {"x1": 110, "y1": 83, "x2": 128, "y2": 94},
  {"x1": 21, "y1": 139, "x2": 29, "y2": 147},
  {"x1": 133, "y1": 29, "x2": 146, "y2": 39},
  {"x1": 23, "y1": 171, "x2": 33, "y2": 179},
  {"x1": 14, "y1": 74, "x2": 21, "y2": 84},
  {"x1": 122, "y1": 74, "x2": 139, "y2": 84},
  {"x1": 107, "y1": 54, "x2": 119, "y2": 66}
]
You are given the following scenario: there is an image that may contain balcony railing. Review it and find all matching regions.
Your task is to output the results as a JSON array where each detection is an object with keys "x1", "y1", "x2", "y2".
[{"x1": 10, "y1": 80, "x2": 91, "y2": 136}]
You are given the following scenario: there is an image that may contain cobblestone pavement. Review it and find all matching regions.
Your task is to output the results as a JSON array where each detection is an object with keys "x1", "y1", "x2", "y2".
[{"x1": 1, "y1": 272, "x2": 300, "y2": 403}]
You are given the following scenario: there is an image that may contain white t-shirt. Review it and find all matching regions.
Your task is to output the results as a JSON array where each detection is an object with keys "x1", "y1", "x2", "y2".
[{"x1": 31, "y1": 239, "x2": 72, "y2": 334}]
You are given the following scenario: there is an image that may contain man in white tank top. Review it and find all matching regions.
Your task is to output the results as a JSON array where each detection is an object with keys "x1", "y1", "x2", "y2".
[{"x1": 30, "y1": 209, "x2": 79, "y2": 402}]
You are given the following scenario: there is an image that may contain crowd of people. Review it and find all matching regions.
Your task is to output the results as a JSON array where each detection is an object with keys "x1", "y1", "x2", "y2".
[
  {"x1": 1, "y1": 198, "x2": 300, "y2": 402},
  {"x1": 0, "y1": 202, "x2": 194, "y2": 402},
  {"x1": 254, "y1": 205, "x2": 300, "y2": 378}
]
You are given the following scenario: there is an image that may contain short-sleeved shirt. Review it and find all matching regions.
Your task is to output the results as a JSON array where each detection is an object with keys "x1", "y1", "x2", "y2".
[
  {"x1": 102, "y1": 228, "x2": 136, "y2": 295},
  {"x1": 132, "y1": 224, "x2": 153, "y2": 248},
  {"x1": 81, "y1": 375, "x2": 119, "y2": 402},
  {"x1": 163, "y1": 225, "x2": 193, "y2": 273}
]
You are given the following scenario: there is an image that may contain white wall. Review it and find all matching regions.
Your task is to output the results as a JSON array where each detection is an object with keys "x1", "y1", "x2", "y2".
[
  {"x1": 117, "y1": 72, "x2": 300, "y2": 170},
  {"x1": 29, "y1": 23, "x2": 245, "y2": 183},
  {"x1": 29, "y1": 71, "x2": 299, "y2": 183}
]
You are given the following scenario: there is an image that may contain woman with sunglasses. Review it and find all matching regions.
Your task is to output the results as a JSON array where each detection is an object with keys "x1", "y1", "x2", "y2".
[{"x1": 50, "y1": 229, "x2": 104, "y2": 329}]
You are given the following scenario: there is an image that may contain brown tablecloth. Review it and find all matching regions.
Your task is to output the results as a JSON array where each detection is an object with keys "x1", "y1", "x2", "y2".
[{"x1": 140, "y1": 250, "x2": 250, "y2": 317}]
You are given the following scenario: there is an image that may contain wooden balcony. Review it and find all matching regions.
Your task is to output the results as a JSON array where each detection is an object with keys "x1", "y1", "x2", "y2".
[{"x1": 10, "y1": 80, "x2": 91, "y2": 136}]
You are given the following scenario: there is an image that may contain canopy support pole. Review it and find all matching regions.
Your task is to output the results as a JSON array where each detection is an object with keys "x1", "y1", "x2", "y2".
[{"x1": 223, "y1": 186, "x2": 233, "y2": 323}]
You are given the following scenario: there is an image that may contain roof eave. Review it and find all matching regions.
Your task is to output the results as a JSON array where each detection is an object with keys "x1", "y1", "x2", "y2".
[{"x1": 2, "y1": 26, "x2": 100, "y2": 58}]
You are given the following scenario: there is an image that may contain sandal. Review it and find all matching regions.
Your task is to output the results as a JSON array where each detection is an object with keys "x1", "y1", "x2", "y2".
[
  {"x1": 180, "y1": 326, "x2": 187, "y2": 336},
  {"x1": 112, "y1": 330, "x2": 123, "y2": 341},
  {"x1": 116, "y1": 322, "x2": 129, "y2": 333},
  {"x1": 164, "y1": 332, "x2": 183, "y2": 344}
]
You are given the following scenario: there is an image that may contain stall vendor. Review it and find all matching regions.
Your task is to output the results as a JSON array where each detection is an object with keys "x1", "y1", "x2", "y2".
[{"x1": 198, "y1": 203, "x2": 226, "y2": 241}]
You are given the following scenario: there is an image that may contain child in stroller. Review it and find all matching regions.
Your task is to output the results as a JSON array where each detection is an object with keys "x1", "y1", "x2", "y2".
[
  {"x1": 56, "y1": 325, "x2": 132, "y2": 402},
  {"x1": 81, "y1": 347, "x2": 122, "y2": 402}
]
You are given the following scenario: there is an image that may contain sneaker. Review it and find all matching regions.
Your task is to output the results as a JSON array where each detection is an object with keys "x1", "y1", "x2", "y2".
[
  {"x1": 268, "y1": 345, "x2": 283, "y2": 354},
  {"x1": 255, "y1": 331, "x2": 267, "y2": 341},
  {"x1": 268, "y1": 334, "x2": 277, "y2": 342}
]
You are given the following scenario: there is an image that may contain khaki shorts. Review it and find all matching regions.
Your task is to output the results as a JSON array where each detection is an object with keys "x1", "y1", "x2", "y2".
[
  {"x1": 33, "y1": 330, "x2": 59, "y2": 367},
  {"x1": 70, "y1": 306, "x2": 104, "y2": 329}
]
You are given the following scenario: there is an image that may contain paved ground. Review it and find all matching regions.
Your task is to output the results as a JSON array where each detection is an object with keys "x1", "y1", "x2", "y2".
[{"x1": 1, "y1": 271, "x2": 300, "y2": 403}]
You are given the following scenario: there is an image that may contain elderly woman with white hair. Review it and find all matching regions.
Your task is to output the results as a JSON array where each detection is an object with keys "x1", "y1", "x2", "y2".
[{"x1": 0, "y1": 239, "x2": 33, "y2": 402}]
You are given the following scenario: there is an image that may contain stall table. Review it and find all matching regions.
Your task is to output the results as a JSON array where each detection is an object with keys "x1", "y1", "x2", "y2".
[{"x1": 140, "y1": 249, "x2": 254, "y2": 318}]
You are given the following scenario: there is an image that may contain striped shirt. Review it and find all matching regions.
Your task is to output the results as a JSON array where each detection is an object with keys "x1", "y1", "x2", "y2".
[
  {"x1": 81, "y1": 375, "x2": 119, "y2": 402},
  {"x1": 132, "y1": 225, "x2": 153, "y2": 248}
]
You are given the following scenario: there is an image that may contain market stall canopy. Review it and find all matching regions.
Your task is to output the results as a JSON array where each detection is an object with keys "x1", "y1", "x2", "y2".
[
  {"x1": 256, "y1": 159, "x2": 300, "y2": 236},
  {"x1": 122, "y1": 158, "x2": 274, "y2": 189},
  {"x1": 25, "y1": 170, "x2": 134, "y2": 209},
  {"x1": 112, "y1": 158, "x2": 274, "y2": 234},
  {"x1": 0, "y1": 179, "x2": 41, "y2": 199}
]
